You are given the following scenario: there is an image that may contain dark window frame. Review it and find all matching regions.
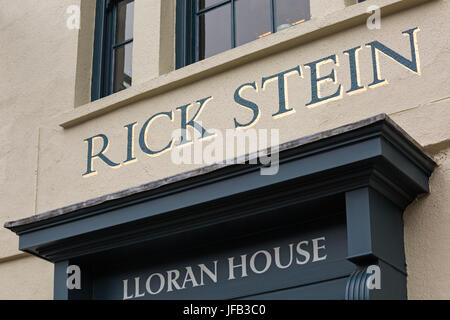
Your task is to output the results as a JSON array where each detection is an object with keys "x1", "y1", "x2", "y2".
[
  {"x1": 92, "y1": 0, "x2": 134, "y2": 101},
  {"x1": 176, "y1": 0, "x2": 311, "y2": 69}
]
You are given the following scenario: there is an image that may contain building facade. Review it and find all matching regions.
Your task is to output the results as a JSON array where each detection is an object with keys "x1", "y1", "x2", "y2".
[{"x1": 0, "y1": 0, "x2": 449, "y2": 299}]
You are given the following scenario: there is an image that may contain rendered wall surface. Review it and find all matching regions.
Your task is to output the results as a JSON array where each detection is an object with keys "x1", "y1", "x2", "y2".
[
  {"x1": 0, "y1": 0, "x2": 449, "y2": 299},
  {"x1": 0, "y1": 0, "x2": 82, "y2": 299}
]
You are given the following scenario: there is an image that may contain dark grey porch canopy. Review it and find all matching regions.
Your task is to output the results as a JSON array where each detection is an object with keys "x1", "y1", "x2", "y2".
[{"x1": 5, "y1": 114, "x2": 436, "y2": 300}]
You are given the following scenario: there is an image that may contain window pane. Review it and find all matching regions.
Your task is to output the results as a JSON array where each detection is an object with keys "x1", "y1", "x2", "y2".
[
  {"x1": 116, "y1": 0, "x2": 134, "y2": 44},
  {"x1": 235, "y1": 0, "x2": 271, "y2": 46},
  {"x1": 198, "y1": 4, "x2": 232, "y2": 60},
  {"x1": 114, "y1": 43, "x2": 133, "y2": 93},
  {"x1": 275, "y1": 0, "x2": 310, "y2": 32},
  {"x1": 198, "y1": 0, "x2": 227, "y2": 11}
]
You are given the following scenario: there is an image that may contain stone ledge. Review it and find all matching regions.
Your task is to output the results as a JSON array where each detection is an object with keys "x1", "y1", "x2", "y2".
[
  {"x1": 5, "y1": 114, "x2": 435, "y2": 230},
  {"x1": 57, "y1": 0, "x2": 434, "y2": 129}
]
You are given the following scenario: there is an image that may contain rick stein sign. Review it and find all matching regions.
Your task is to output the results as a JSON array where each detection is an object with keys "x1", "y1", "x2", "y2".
[{"x1": 82, "y1": 28, "x2": 421, "y2": 178}]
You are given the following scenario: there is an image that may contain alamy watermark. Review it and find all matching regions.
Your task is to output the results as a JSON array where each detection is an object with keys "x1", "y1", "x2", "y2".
[
  {"x1": 65, "y1": 3, "x2": 381, "y2": 31},
  {"x1": 170, "y1": 127, "x2": 280, "y2": 176},
  {"x1": 66, "y1": 264, "x2": 382, "y2": 291},
  {"x1": 367, "y1": 5, "x2": 381, "y2": 30},
  {"x1": 67, "y1": 265, "x2": 81, "y2": 290},
  {"x1": 366, "y1": 265, "x2": 381, "y2": 290},
  {"x1": 66, "y1": 5, "x2": 80, "y2": 30}
]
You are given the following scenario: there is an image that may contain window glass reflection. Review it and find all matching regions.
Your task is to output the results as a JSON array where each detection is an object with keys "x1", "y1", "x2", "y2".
[
  {"x1": 189, "y1": 0, "x2": 311, "y2": 65},
  {"x1": 114, "y1": 43, "x2": 133, "y2": 93},
  {"x1": 235, "y1": 0, "x2": 271, "y2": 46},
  {"x1": 275, "y1": 0, "x2": 310, "y2": 32},
  {"x1": 198, "y1": 4, "x2": 232, "y2": 60},
  {"x1": 116, "y1": 0, "x2": 134, "y2": 44},
  {"x1": 198, "y1": 0, "x2": 225, "y2": 10}
]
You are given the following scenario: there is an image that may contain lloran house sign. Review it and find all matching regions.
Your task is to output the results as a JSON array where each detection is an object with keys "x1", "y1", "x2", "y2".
[
  {"x1": 82, "y1": 28, "x2": 421, "y2": 177},
  {"x1": 122, "y1": 236, "x2": 327, "y2": 300}
]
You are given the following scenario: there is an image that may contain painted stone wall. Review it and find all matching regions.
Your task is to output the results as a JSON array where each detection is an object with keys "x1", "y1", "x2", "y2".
[{"x1": 1, "y1": 0, "x2": 449, "y2": 299}]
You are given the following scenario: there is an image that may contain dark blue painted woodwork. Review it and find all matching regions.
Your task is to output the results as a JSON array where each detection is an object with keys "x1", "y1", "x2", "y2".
[{"x1": 6, "y1": 115, "x2": 435, "y2": 300}]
